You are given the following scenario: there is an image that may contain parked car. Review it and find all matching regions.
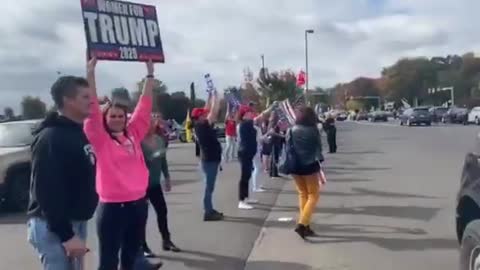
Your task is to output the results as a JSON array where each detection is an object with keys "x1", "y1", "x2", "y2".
[
  {"x1": 355, "y1": 111, "x2": 368, "y2": 121},
  {"x1": 443, "y1": 107, "x2": 469, "y2": 124},
  {"x1": 456, "y1": 136, "x2": 480, "y2": 270},
  {"x1": 429, "y1": 106, "x2": 449, "y2": 123},
  {"x1": 0, "y1": 119, "x2": 41, "y2": 211},
  {"x1": 336, "y1": 111, "x2": 348, "y2": 121},
  {"x1": 367, "y1": 111, "x2": 388, "y2": 122},
  {"x1": 468, "y1": 107, "x2": 480, "y2": 125},
  {"x1": 399, "y1": 107, "x2": 432, "y2": 126}
]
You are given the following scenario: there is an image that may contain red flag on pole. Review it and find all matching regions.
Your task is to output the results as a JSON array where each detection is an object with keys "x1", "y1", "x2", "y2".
[{"x1": 296, "y1": 70, "x2": 306, "y2": 87}]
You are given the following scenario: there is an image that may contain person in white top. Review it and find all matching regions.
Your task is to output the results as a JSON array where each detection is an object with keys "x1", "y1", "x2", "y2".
[{"x1": 251, "y1": 124, "x2": 265, "y2": 192}]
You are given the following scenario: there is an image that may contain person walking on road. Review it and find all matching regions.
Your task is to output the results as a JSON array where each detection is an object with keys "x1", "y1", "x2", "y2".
[
  {"x1": 223, "y1": 107, "x2": 237, "y2": 162},
  {"x1": 192, "y1": 92, "x2": 223, "y2": 221},
  {"x1": 288, "y1": 107, "x2": 326, "y2": 239},
  {"x1": 323, "y1": 114, "x2": 337, "y2": 153},
  {"x1": 28, "y1": 75, "x2": 98, "y2": 270},
  {"x1": 140, "y1": 116, "x2": 181, "y2": 259},
  {"x1": 84, "y1": 57, "x2": 155, "y2": 270}
]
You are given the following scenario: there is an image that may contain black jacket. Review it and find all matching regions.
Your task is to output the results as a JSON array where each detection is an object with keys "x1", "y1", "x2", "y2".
[
  {"x1": 238, "y1": 120, "x2": 257, "y2": 158},
  {"x1": 28, "y1": 112, "x2": 98, "y2": 242},
  {"x1": 194, "y1": 120, "x2": 222, "y2": 162}
]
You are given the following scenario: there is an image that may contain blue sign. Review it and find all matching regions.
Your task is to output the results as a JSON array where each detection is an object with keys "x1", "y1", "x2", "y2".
[{"x1": 81, "y1": 0, "x2": 165, "y2": 62}]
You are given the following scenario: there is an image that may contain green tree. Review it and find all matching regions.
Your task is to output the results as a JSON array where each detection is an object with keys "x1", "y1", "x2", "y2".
[
  {"x1": 21, "y1": 96, "x2": 47, "y2": 120},
  {"x1": 4, "y1": 107, "x2": 14, "y2": 120},
  {"x1": 135, "y1": 79, "x2": 168, "y2": 112}
]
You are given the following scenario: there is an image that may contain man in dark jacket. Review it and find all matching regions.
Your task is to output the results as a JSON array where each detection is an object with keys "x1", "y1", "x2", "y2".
[
  {"x1": 323, "y1": 114, "x2": 337, "y2": 153},
  {"x1": 27, "y1": 75, "x2": 98, "y2": 270}
]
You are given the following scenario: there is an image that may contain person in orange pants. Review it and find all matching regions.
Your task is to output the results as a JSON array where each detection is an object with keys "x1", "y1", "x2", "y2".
[{"x1": 286, "y1": 106, "x2": 326, "y2": 239}]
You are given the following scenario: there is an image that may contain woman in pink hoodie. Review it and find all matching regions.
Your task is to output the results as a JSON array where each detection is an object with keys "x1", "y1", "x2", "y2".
[{"x1": 84, "y1": 57, "x2": 155, "y2": 270}]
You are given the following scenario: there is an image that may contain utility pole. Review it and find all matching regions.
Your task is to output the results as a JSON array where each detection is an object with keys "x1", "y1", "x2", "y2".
[
  {"x1": 304, "y1": 29, "x2": 314, "y2": 105},
  {"x1": 261, "y1": 54, "x2": 265, "y2": 70}
]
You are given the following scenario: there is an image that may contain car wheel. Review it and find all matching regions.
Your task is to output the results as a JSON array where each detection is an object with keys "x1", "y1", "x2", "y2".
[
  {"x1": 426, "y1": 122, "x2": 431, "y2": 126},
  {"x1": 460, "y1": 220, "x2": 480, "y2": 270},
  {"x1": 5, "y1": 170, "x2": 30, "y2": 212},
  {"x1": 442, "y1": 117, "x2": 446, "y2": 123},
  {"x1": 476, "y1": 118, "x2": 480, "y2": 126},
  {"x1": 400, "y1": 119, "x2": 404, "y2": 126},
  {"x1": 407, "y1": 119, "x2": 412, "y2": 126}
]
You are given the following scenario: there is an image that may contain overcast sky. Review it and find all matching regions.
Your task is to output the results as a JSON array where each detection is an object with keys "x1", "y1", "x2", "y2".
[{"x1": 1, "y1": 0, "x2": 479, "y2": 112}]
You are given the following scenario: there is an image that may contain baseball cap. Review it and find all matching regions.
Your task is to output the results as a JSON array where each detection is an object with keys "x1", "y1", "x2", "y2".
[{"x1": 191, "y1": 108, "x2": 209, "y2": 119}]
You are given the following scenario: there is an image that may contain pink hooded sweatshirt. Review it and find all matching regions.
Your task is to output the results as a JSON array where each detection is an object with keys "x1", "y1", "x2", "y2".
[{"x1": 84, "y1": 95, "x2": 152, "y2": 203}]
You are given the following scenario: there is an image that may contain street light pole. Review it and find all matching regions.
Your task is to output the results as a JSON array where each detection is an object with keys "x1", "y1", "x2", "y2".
[
  {"x1": 305, "y1": 29, "x2": 314, "y2": 104},
  {"x1": 261, "y1": 54, "x2": 265, "y2": 70}
]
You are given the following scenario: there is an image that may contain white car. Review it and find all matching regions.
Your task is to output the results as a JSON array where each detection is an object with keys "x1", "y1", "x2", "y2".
[
  {"x1": 0, "y1": 119, "x2": 41, "y2": 211},
  {"x1": 468, "y1": 107, "x2": 480, "y2": 125}
]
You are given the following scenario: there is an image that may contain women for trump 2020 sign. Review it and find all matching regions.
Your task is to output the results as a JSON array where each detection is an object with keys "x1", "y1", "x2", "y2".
[{"x1": 81, "y1": 0, "x2": 165, "y2": 62}]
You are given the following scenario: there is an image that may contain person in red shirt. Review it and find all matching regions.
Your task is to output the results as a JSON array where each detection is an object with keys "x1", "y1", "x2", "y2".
[{"x1": 223, "y1": 105, "x2": 237, "y2": 162}]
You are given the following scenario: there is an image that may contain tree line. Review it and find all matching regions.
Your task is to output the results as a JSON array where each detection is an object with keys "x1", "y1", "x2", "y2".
[
  {"x1": 9, "y1": 52, "x2": 480, "y2": 122},
  {"x1": 331, "y1": 52, "x2": 480, "y2": 111}
]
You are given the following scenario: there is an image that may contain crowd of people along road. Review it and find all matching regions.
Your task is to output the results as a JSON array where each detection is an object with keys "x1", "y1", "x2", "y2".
[{"x1": 26, "y1": 54, "x2": 331, "y2": 270}]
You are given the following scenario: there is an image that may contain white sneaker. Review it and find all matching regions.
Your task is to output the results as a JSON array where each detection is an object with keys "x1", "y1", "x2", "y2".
[
  {"x1": 254, "y1": 188, "x2": 266, "y2": 193},
  {"x1": 246, "y1": 198, "x2": 259, "y2": 203},
  {"x1": 238, "y1": 201, "x2": 254, "y2": 210}
]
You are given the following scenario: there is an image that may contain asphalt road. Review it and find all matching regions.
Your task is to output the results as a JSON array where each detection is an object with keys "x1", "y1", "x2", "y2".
[
  {"x1": 0, "y1": 121, "x2": 478, "y2": 269},
  {"x1": 246, "y1": 120, "x2": 479, "y2": 270}
]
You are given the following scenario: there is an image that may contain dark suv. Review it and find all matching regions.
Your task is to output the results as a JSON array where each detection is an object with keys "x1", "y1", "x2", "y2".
[
  {"x1": 399, "y1": 107, "x2": 432, "y2": 126},
  {"x1": 457, "y1": 137, "x2": 480, "y2": 270},
  {"x1": 443, "y1": 107, "x2": 469, "y2": 124}
]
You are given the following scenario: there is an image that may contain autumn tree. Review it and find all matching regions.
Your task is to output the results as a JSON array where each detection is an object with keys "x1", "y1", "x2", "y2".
[{"x1": 257, "y1": 68, "x2": 301, "y2": 105}]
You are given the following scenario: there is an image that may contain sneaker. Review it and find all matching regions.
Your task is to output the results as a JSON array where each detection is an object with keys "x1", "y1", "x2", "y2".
[
  {"x1": 238, "y1": 201, "x2": 254, "y2": 210},
  {"x1": 254, "y1": 188, "x2": 266, "y2": 193},
  {"x1": 143, "y1": 250, "x2": 157, "y2": 258},
  {"x1": 246, "y1": 198, "x2": 259, "y2": 204},
  {"x1": 143, "y1": 246, "x2": 157, "y2": 258},
  {"x1": 204, "y1": 211, "x2": 224, "y2": 221}
]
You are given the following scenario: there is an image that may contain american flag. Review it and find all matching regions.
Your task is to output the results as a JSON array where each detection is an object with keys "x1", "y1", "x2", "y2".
[{"x1": 275, "y1": 94, "x2": 306, "y2": 127}]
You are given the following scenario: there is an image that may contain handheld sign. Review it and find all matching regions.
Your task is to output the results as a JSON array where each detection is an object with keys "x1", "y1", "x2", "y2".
[
  {"x1": 81, "y1": 0, "x2": 165, "y2": 62},
  {"x1": 204, "y1": 73, "x2": 216, "y2": 94}
]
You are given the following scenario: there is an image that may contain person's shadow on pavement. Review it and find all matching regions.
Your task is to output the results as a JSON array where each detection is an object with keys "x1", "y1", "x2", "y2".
[{"x1": 158, "y1": 249, "x2": 314, "y2": 270}]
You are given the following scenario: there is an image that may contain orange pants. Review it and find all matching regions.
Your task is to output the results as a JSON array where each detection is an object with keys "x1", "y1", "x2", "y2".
[{"x1": 293, "y1": 174, "x2": 320, "y2": 226}]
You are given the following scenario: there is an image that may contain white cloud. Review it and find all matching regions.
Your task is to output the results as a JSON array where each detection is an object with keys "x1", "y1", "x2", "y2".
[{"x1": 1, "y1": 0, "x2": 480, "y2": 112}]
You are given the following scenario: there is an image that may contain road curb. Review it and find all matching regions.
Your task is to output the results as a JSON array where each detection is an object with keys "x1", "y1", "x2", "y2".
[{"x1": 243, "y1": 177, "x2": 289, "y2": 270}]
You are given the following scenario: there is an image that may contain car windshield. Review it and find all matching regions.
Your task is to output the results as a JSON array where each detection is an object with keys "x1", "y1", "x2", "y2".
[
  {"x1": 0, "y1": 122, "x2": 37, "y2": 147},
  {"x1": 413, "y1": 108, "x2": 429, "y2": 115}
]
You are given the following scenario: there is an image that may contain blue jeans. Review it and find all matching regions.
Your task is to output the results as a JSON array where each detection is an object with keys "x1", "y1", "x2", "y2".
[
  {"x1": 27, "y1": 218, "x2": 87, "y2": 270},
  {"x1": 201, "y1": 161, "x2": 220, "y2": 214}
]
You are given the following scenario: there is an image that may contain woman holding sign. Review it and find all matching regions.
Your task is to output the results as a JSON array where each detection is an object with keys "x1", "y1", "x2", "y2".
[{"x1": 84, "y1": 56, "x2": 155, "y2": 270}]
